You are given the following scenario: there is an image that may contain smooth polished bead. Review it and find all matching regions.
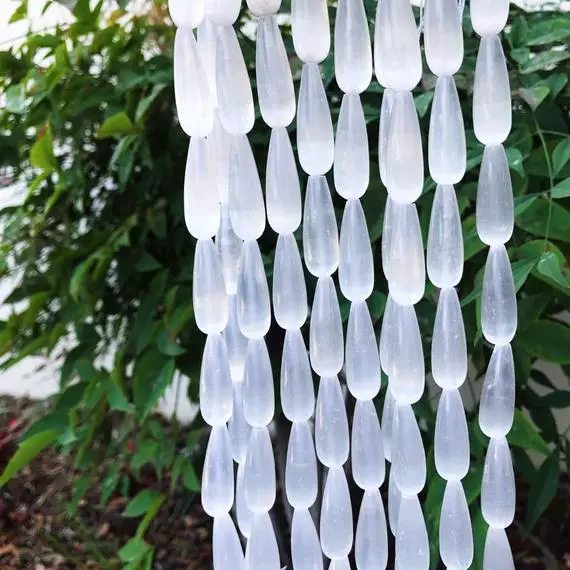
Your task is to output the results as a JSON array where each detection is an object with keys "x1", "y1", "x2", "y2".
[
  {"x1": 236, "y1": 463, "x2": 252, "y2": 538},
  {"x1": 352, "y1": 400, "x2": 385, "y2": 490},
  {"x1": 395, "y1": 494, "x2": 430, "y2": 570},
  {"x1": 197, "y1": 20, "x2": 217, "y2": 107},
  {"x1": 229, "y1": 382, "x2": 250, "y2": 463},
  {"x1": 483, "y1": 528, "x2": 515, "y2": 570},
  {"x1": 291, "y1": 0, "x2": 330, "y2": 63},
  {"x1": 205, "y1": 0, "x2": 241, "y2": 26},
  {"x1": 393, "y1": 404, "x2": 426, "y2": 494},
  {"x1": 208, "y1": 114, "x2": 232, "y2": 204},
  {"x1": 246, "y1": 513, "x2": 281, "y2": 570},
  {"x1": 243, "y1": 339, "x2": 274, "y2": 427},
  {"x1": 286, "y1": 421, "x2": 318, "y2": 508},
  {"x1": 245, "y1": 427, "x2": 276, "y2": 513},
  {"x1": 471, "y1": 0, "x2": 510, "y2": 37},
  {"x1": 202, "y1": 425, "x2": 234, "y2": 517},
  {"x1": 355, "y1": 490, "x2": 388, "y2": 570},
  {"x1": 213, "y1": 514, "x2": 246, "y2": 570},
  {"x1": 216, "y1": 206, "x2": 242, "y2": 295},
  {"x1": 329, "y1": 558, "x2": 350, "y2": 570},
  {"x1": 379, "y1": 90, "x2": 395, "y2": 186},
  {"x1": 381, "y1": 387, "x2": 396, "y2": 463},
  {"x1": 169, "y1": 0, "x2": 203, "y2": 28},
  {"x1": 224, "y1": 295, "x2": 248, "y2": 381},
  {"x1": 291, "y1": 509, "x2": 323, "y2": 570},
  {"x1": 388, "y1": 467, "x2": 401, "y2": 536},
  {"x1": 379, "y1": 294, "x2": 395, "y2": 376},
  {"x1": 247, "y1": 0, "x2": 281, "y2": 16}
]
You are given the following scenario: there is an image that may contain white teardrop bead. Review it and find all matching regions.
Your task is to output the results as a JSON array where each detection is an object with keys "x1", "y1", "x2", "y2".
[
  {"x1": 224, "y1": 295, "x2": 248, "y2": 381},
  {"x1": 481, "y1": 437, "x2": 516, "y2": 528},
  {"x1": 374, "y1": 0, "x2": 422, "y2": 90},
  {"x1": 431, "y1": 288, "x2": 468, "y2": 390},
  {"x1": 310, "y1": 276, "x2": 344, "y2": 377},
  {"x1": 334, "y1": 94, "x2": 370, "y2": 199},
  {"x1": 291, "y1": 0, "x2": 330, "y2": 63},
  {"x1": 379, "y1": 90, "x2": 395, "y2": 187},
  {"x1": 256, "y1": 17, "x2": 296, "y2": 128},
  {"x1": 247, "y1": 0, "x2": 281, "y2": 16},
  {"x1": 273, "y1": 233, "x2": 308, "y2": 330},
  {"x1": 435, "y1": 389, "x2": 470, "y2": 481},
  {"x1": 247, "y1": 513, "x2": 281, "y2": 570},
  {"x1": 429, "y1": 76, "x2": 466, "y2": 185},
  {"x1": 236, "y1": 463, "x2": 252, "y2": 539},
  {"x1": 228, "y1": 135, "x2": 265, "y2": 241},
  {"x1": 352, "y1": 399, "x2": 385, "y2": 490},
  {"x1": 439, "y1": 481, "x2": 474, "y2": 570},
  {"x1": 200, "y1": 333, "x2": 233, "y2": 426},
  {"x1": 184, "y1": 136, "x2": 219, "y2": 239},
  {"x1": 205, "y1": 0, "x2": 241, "y2": 26},
  {"x1": 303, "y1": 175, "x2": 339, "y2": 277},
  {"x1": 476, "y1": 144, "x2": 514, "y2": 246},
  {"x1": 395, "y1": 494, "x2": 430, "y2": 570},
  {"x1": 388, "y1": 467, "x2": 401, "y2": 536},
  {"x1": 193, "y1": 239, "x2": 228, "y2": 334},
  {"x1": 245, "y1": 427, "x2": 276, "y2": 513},
  {"x1": 209, "y1": 114, "x2": 232, "y2": 204},
  {"x1": 213, "y1": 513, "x2": 246, "y2": 570},
  {"x1": 291, "y1": 508, "x2": 324, "y2": 570},
  {"x1": 329, "y1": 559, "x2": 350, "y2": 570},
  {"x1": 483, "y1": 528, "x2": 515, "y2": 570},
  {"x1": 379, "y1": 294, "x2": 395, "y2": 376},
  {"x1": 229, "y1": 382, "x2": 251, "y2": 462},
  {"x1": 481, "y1": 245, "x2": 517, "y2": 345},
  {"x1": 334, "y1": 0, "x2": 372, "y2": 93},
  {"x1": 427, "y1": 184, "x2": 464, "y2": 288},
  {"x1": 286, "y1": 421, "x2": 318, "y2": 508},
  {"x1": 320, "y1": 467, "x2": 353, "y2": 559},
  {"x1": 169, "y1": 0, "x2": 204, "y2": 28},
  {"x1": 315, "y1": 376, "x2": 350, "y2": 467},
  {"x1": 281, "y1": 329, "x2": 315, "y2": 422},
  {"x1": 216, "y1": 26, "x2": 255, "y2": 135},
  {"x1": 346, "y1": 301, "x2": 381, "y2": 401},
  {"x1": 197, "y1": 20, "x2": 218, "y2": 108},
  {"x1": 480, "y1": 344, "x2": 516, "y2": 438},
  {"x1": 243, "y1": 339, "x2": 275, "y2": 427},
  {"x1": 393, "y1": 404, "x2": 426, "y2": 494},
  {"x1": 202, "y1": 425, "x2": 234, "y2": 517},
  {"x1": 381, "y1": 387, "x2": 396, "y2": 463},
  {"x1": 471, "y1": 0, "x2": 510, "y2": 37},
  {"x1": 424, "y1": 0, "x2": 463, "y2": 76},
  {"x1": 216, "y1": 206, "x2": 242, "y2": 295},
  {"x1": 355, "y1": 490, "x2": 388, "y2": 570},
  {"x1": 236, "y1": 240, "x2": 271, "y2": 339},
  {"x1": 266, "y1": 128, "x2": 302, "y2": 234},
  {"x1": 297, "y1": 63, "x2": 335, "y2": 175},
  {"x1": 174, "y1": 29, "x2": 214, "y2": 137},
  {"x1": 473, "y1": 35, "x2": 512, "y2": 146}
]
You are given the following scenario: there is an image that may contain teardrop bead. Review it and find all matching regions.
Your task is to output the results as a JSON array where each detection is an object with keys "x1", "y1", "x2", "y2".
[
  {"x1": 303, "y1": 176, "x2": 339, "y2": 277},
  {"x1": 247, "y1": 0, "x2": 282, "y2": 16},
  {"x1": 355, "y1": 490, "x2": 388, "y2": 570},
  {"x1": 310, "y1": 276, "x2": 344, "y2": 377},
  {"x1": 473, "y1": 35, "x2": 511, "y2": 146},
  {"x1": 197, "y1": 20, "x2": 218, "y2": 108},
  {"x1": 247, "y1": 513, "x2": 281, "y2": 570},
  {"x1": 388, "y1": 467, "x2": 401, "y2": 536},
  {"x1": 216, "y1": 206, "x2": 242, "y2": 295},
  {"x1": 352, "y1": 399, "x2": 385, "y2": 490},
  {"x1": 379, "y1": 90, "x2": 395, "y2": 186},
  {"x1": 193, "y1": 239, "x2": 228, "y2": 334},
  {"x1": 236, "y1": 463, "x2": 252, "y2": 539},
  {"x1": 427, "y1": 184, "x2": 464, "y2": 288},
  {"x1": 320, "y1": 467, "x2": 353, "y2": 559},
  {"x1": 297, "y1": 63, "x2": 335, "y2": 175},
  {"x1": 483, "y1": 528, "x2": 515, "y2": 570},
  {"x1": 424, "y1": 0, "x2": 463, "y2": 76},
  {"x1": 200, "y1": 333, "x2": 233, "y2": 426},
  {"x1": 273, "y1": 234, "x2": 308, "y2": 330},
  {"x1": 395, "y1": 494, "x2": 430, "y2": 570},
  {"x1": 169, "y1": 0, "x2": 204, "y2": 28},
  {"x1": 224, "y1": 295, "x2": 248, "y2": 381},
  {"x1": 229, "y1": 382, "x2": 251, "y2": 463},
  {"x1": 428, "y1": 76, "x2": 466, "y2": 185},
  {"x1": 213, "y1": 513, "x2": 246, "y2": 570},
  {"x1": 202, "y1": 425, "x2": 234, "y2": 517},
  {"x1": 205, "y1": 0, "x2": 241, "y2": 26},
  {"x1": 266, "y1": 128, "x2": 302, "y2": 234},
  {"x1": 245, "y1": 427, "x2": 276, "y2": 513},
  {"x1": 256, "y1": 17, "x2": 296, "y2": 128},
  {"x1": 315, "y1": 376, "x2": 350, "y2": 467},
  {"x1": 209, "y1": 114, "x2": 232, "y2": 204},
  {"x1": 435, "y1": 389, "x2": 470, "y2": 481},
  {"x1": 243, "y1": 339, "x2": 275, "y2": 427},
  {"x1": 471, "y1": 0, "x2": 510, "y2": 37},
  {"x1": 291, "y1": 0, "x2": 330, "y2": 63},
  {"x1": 236, "y1": 240, "x2": 271, "y2": 339},
  {"x1": 381, "y1": 387, "x2": 396, "y2": 463},
  {"x1": 481, "y1": 437, "x2": 516, "y2": 528},
  {"x1": 379, "y1": 294, "x2": 395, "y2": 376},
  {"x1": 329, "y1": 558, "x2": 351, "y2": 570},
  {"x1": 481, "y1": 245, "x2": 517, "y2": 345},
  {"x1": 476, "y1": 144, "x2": 514, "y2": 246},
  {"x1": 334, "y1": 94, "x2": 370, "y2": 199},
  {"x1": 291, "y1": 508, "x2": 324, "y2": 570},
  {"x1": 479, "y1": 344, "x2": 515, "y2": 438},
  {"x1": 286, "y1": 421, "x2": 318, "y2": 508}
]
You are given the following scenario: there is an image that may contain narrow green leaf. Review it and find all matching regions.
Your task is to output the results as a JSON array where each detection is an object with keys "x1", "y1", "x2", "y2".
[
  {"x1": 551, "y1": 177, "x2": 570, "y2": 198},
  {"x1": 30, "y1": 124, "x2": 58, "y2": 173},
  {"x1": 507, "y1": 410, "x2": 550, "y2": 455},
  {"x1": 524, "y1": 451, "x2": 560, "y2": 531},
  {"x1": 516, "y1": 198, "x2": 570, "y2": 242},
  {"x1": 118, "y1": 538, "x2": 151, "y2": 562},
  {"x1": 183, "y1": 462, "x2": 200, "y2": 491},
  {"x1": 539, "y1": 391, "x2": 570, "y2": 408},
  {"x1": 136, "y1": 493, "x2": 165, "y2": 537},
  {"x1": 518, "y1": 320, "x2": 570, "y2": 364},
  {"x1": 156, "y1": 330, "x2": 186, "y2": 356},
  {"x1": 5, "y1": 84, "x2": 25, "y2": 114},
  {"x1": 553, "y1": 138, "x2": 570, "y2": 176},
  {"x1": 536, "y1": 252, "x2": 570, "y2": 292},
  {"x1": 125, "y1": 489, "x2": 162, "y2": 518},
  {"x1": 96, "y1": 111, "x2": 135, "y2": 139}
]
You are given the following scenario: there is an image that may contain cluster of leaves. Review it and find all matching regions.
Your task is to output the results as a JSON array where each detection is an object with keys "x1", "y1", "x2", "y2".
[{"x1": 0, "y1": 0, "x2": 569, "y2": 567}]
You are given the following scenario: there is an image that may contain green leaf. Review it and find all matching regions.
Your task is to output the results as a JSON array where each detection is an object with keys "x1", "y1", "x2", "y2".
[
  {"x1": 507, "y1": 410, "x2": 550, "y2": 456},
  {"x1": 518, "y1": 319, "x2": 570, "y2": 364},
  {"x1": 516, "y1": 198, "x2": 570, "y2": 242},
  {"x1": 536, "y1": 251, "x2": 570, "y2": 292},
  {"x1": 414, "y1": 91, "x2": 433, "y2": 118},
  {"x1": 553, "y1": 138, "x2": 570, "y2": 176},
  {"x1": 518, "y1": 85, "x2": 549, "y2": 111},
  {"x1": 95, "y1": 111, "x2": 135, "y2": 139},
  {"x1": 183, "y1": 462, "x2": 200, "y2": 491},
  {"x1": 519, "y1": 50, "x2": 570, "y2": 74},
  {"x1": 69, "y1": 473, "x2": 91, "y2": 514},
  {"x1": 367, "y1": 291, "x2": 387, "y2": 320},
  {"x1": 118, "y1": 538, "x2": 151, "y2": 562},
  {"x1": 30, "y1": 124, "x2": 58, "y2": 173},
  {"x1": 135, "y1": 252, "x2": 162, "y2": 272},
  {"x1": 472, "y1": 509, "x2": 487, "y2": 570},
  {"x1": 125, "y1": 489, "x2": 163, "y2": 518},
  {"x1": 506, "y1": 146, "x2": 525, "y2": 177},
  {"x1": 526, "y1": 18, "x2": 570, "y2": 46},
  {"x1": 100, "y1": 462, "x2": 121, "y2": 505},
  {"x1": 136, "y1": 493, "x2": 165, "y2": 538},
  {"x1": 551, "y1": 177, "x2": 570, "y2": 198},
  {"x1": 156, "y1": 330, "x2": 186, "y2": 356},
  {"x1": 5, "y1": 84, "x2": 25, "y2": 114},
  {"x1": 524, "y1": 451, "x2": 560, "y2": 531},
  {"x1": 135, "y1": 84, "x2": 166, "y2": 123},
  {"x1": 540, "y1": 391, "x2": 570, "y2": 408},
  {"x1": 8, "y1": 1, "x2": 27, "y2": 23}
]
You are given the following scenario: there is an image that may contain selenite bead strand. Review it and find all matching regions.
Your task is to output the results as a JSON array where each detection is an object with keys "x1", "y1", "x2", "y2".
[
  {"x1": 216, "y1": 206, "x2": 242, "y2": 295},
  {"x1": 395, "y1": 494, "x2": 430, "y2": 570},
  {"x1": 208, "y1": 114, "x2": 232, "y2": 203},
  {"x1": 236, "y1": 462, "x2": 252, "y2": 538},
  {"x1": 243, "y1": 338, "x2": 275, "y2": 427},
  {"x1": 329, "y1": 558, "x2": 350, "y2": 570},
  {"x1": 379, "y1": 90, "x2": 395, "y2": 186},
  {"x1": 471, "y1": 0, "x2": 510, "y2": 38},
  {"x1": 352, "y1": 400, "x2": 385, "y2": 490},
  {"x1": 379, "y1": 294, "x2": 395, "y2": 376},
  {"x1": 205, "y1": 0, "x2": 241, "y2": 26},
  {"x1": 286, "y1": 421, "x2": 318, "y2": 508},
  {"x1": 380, "y1": 197, "x2": 394, "y2": 281},
  {"x1": 212, "y1": 513, "x2": 246, "y2": 570},
  {"x1": 224, "y1": 295, "x2": 248, "y2": 381},
  {"x1": 388, "y1": 468, "x2": 401, "y2": 535},
  {"x1": 202, "y1": 425, "x2": 234, "y2": 517},
  {"x1": 247, "y1": 0, "x2": 281, "y2": 16},
  {"x1": 229, "y1": 381, "x2": 250, "y2": 463},
  {"x1": 246, "y1": 512, "x2": 281, "y2": 570},
  {"x1": 291, "y1": 0, "x2": 330, "y2": 64},
  {"x1": 291, "y1": 509, "x2": 324, "y2": 570},
  {"x1": 169, "y1": 0, "x2": 203, "y2": 28},
  {"x1": 483, "y1": 528, "x2": 515, "y2": 570},
  {"x1": 244, "y1": 426, "x2": 277, "y2": 513},
  {"x1": 197, "y1": 20, "x2": 218, "y2": 107},
  {"x1": 355, "y1": 489, "x2": 389, "y2": 570},
  {"x1": 381, "y1": 387, "x2": 396, "y2": 463}
]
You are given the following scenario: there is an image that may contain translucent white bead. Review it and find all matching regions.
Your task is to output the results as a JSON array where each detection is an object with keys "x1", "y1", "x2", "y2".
[
  {"x1": 236, "y1": 241, "x2": 271, "y2": 339},
  {"x1": 435, "y1": 389, "x2": 470, "y2": 481},
  {"x1": 169, "y1": 0, "x2": 204, "y2": 28},
  {"x1": 202, "y1": 425, "x2": 234, "y2": 517},
  {"x1": 471, "y1": 0, "x2": 510, "y2": 37},
  {"x1": 243, "y1": 339, "x2": 274, "y2": 427},
  {"x1": 315, "y1": 376, "x2": 350, "y2": 467},
  {"x1": 310, "y1": 276, "x2": 344, "y2": 377},
  {"x1": 476, "y1": 144, "x2": 514, "y2": 246},
  {"x1": 184, "y1": 137, "x2": 219, "y2": 239},
  {"x1": 197, "y1": 20, "x2": 218, "y2": 107},
  {"x1": 440, "y1": 481, "x2": 474, "y2": 570},
  {"x1": 334, "y1": 0, "x2": 372, "y2": 93},
  {"x1": 424, "y1": 0, "x2": 463, "y2": 76},
  {"x1": 395, "y1": 494, "x2": 429, "y2": 570},
  {"x1": 481, "y1": 245, "x2": 517, "y2": 345},
  {"x1": 388, "y1": 467, "x2": 401, "y2": 536},
  {"x1": 379, "y1": 294, "x2": 395, "y2": 376},
  {"x1": 297, "y1": 63, "x2": 335, "y2": 175},
  {"x1": 355, "y1": 490, "x2": 388, "y2": 570},
  {"x1": 256, "y1": 17, "x2": 296, "y2": 128},
  {"x1": 193, "y1": 239, "x2": 228, "y2": 334},
  {"x1": 246, "y1": 513, "x2": 281, "y2": 570},
  {"x1": 200, "y1": 333, "x2": 233, "y2": 426},
  {"x1": 427, "y1": 184, "x2": 464, "y2": 289},
  {"x1": 216, "y1": 206, "x2": 242, "y2": 295},
  {"x1": 303, "y1": 176, "x2": 339, "y2": 277},
  {"x1": 224, "y1": 295, "x2": 248, "y2": 381},
  {"x1": 213, "y1": 513, "x2": 246, "y2": 570},
  {"x1": 429, "y1": 76, "x2": 466, "y2": 185},
  {"x1": 473, "y1": 35, "x2": 511, "y2": 146},
  {"x1": 291, "y1": 0, "x2": 330, "y2": 63},
  {"x1": 379, "y1": 90, "x2": 395, "y2": 187},
  {"x1": 286, "y1": 421, "x2": 318, "y2": 508},
  {"x1": 481, "y1": 437, "x2": 516, "y2": 528},
  {"x1": 346, "y1": 302, "x2": 381, "y2": 401},
  {"x1": 245, "y1": 427, "x2": 276, "y2": 513},
  {"x1": 236, "y1": 463, "x2": 252, "y2": 538},
  {"x1": 216, "y1": 26, "x2": 255, "y2": 135},
  {"x1": 208, "y1": 114, "x2": 232, "y2": 204},
  {"x1": 320, "y1": 467, "x2": 353, "y2": 559},
  {"x1": 273, "y1": 234, "x2": 308, "y2": 330},
  {"x1": 334, "y1": 94, "x2": 370, "y2": 199},
  {"x1": 291, "y1": 509, "x2": 324, "y2": 570},
  {"x1": 229, "y1": 382, "x2": 250, "y2": 462},
  {"x1": 205, "y1": 0, "x2": 241, "y2": 26},
  {"x1": 281, "y1": 329, "x2": 315, "y2": 422},
  {"x1": 480, "y1": 344, "x2": 515, "y2": 438},
  {"x1": 266, "y1": 128, "x2": 302, "y2": 234},
  {"x1": 247, "y1": 0, "x2": 281, "y2": 16},
  {"x1": 381, "y1": 388, "x2": 396, "y2": 463},
  {"x1": 483, "y1": 528, "x2": 515, "y2": 570},
  {"x1": 329, "y1": 558, "x2": 350, "y2": 570},
  {"x1": 431, "y1": 288, "x2": 468, "y2": 390},
  {"x1": 393, "y1": 404, "x2": 426, "y2": 494},
  {"x1": 352, "y1": 400, "x2": 385, "y2": 490}
]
